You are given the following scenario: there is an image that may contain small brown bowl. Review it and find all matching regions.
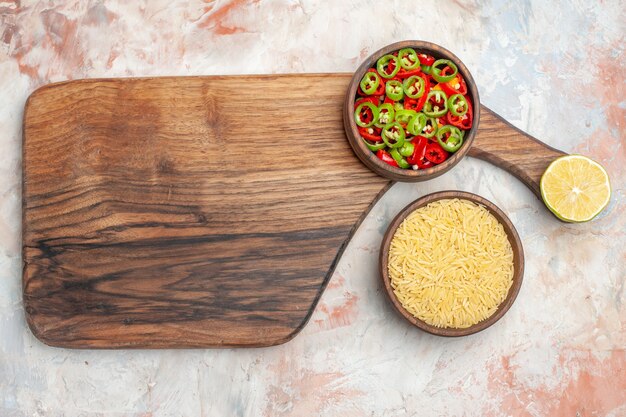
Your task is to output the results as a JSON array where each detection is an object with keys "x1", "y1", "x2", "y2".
[
  {"x1": 380, "y1": 191, "x2": 524, "y2": 336},
  {"x1": 343, "y1": 40, "x2": 480, "y2": 182}
]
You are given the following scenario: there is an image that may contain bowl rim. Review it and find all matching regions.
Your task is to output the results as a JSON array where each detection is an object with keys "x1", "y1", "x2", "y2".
[
  {"x1": 379, "y1": 190, "x2": 525, "y2": 337},
  {"x1": 343, "y1": 40, "x2": 481, "y2": 182}
]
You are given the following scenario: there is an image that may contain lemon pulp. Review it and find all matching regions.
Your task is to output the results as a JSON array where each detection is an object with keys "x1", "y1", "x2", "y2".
[{"x1": 540, "y1": 155, "x2": 611, "y2": 222}]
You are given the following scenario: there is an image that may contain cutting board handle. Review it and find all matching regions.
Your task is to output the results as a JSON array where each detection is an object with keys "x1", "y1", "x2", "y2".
[{"x1": 469, "y1": 105, "x2": 566, "y2": 198}]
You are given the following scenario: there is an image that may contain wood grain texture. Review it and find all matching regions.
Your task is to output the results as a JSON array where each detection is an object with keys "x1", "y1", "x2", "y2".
[
  {"x1": 22, "y1": 74, "x2": 391, "y2": 348},
  {"x1": 379, "y1": 191, "x2": 524, "y2": 337},
  {"x1": 470, "y1": 107, "x2": 566, "y2": 197}
]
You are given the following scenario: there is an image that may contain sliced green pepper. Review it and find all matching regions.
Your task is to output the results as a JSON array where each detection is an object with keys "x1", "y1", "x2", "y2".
[
  {"x1": 395, "y1": 109, "x2": 417, "y2": 127},
  {"x1": 359, "y1": 71, "x2": 380, "y2": 95},
  {"x1": 421, "y1": 117, "x2": 438, "y2": 138},
  {"x1": 364, "y1": 139, "x2": 387, "y2": 151},
  {"x1": 377, "y1": 54, "x2": 400, "y2": 79},
  {"x1": 398, "y1": 48, "x2": 420, "y2": 70},
  {"x1": 421, "y1": 64, "x2": 431, "y2": 74},
  {"x1": 407, "y1": 112, "x2": 427, "y2": 136},
  {"x1": 448, "y1": 93, "x2": 468, "y2": 117},
  {"x1": 375, "y1": 103, "x2": 395, "y2": 128},
  {"x1": 436, "y1": 125, "x2": 464, "y2": 152},
  {"x1": 354, "y1": 101, "x2": 379, "y2": 128},
  {"x1": 423, "y1": 90, "x2": 448, "y2": 117},
  {"x1": 385, "y1": 80, "x2": 404, "y2": 101},
  {"x1": 402, "y1": 75, "x2": 426, "y2": 99},
  {"x1": 382, "y1": 122, "x2": 406, "y2": 148},
  {"x1": 399, "y1": 142, "x2": 415, "y2": 157},
  {"x1": 431, "y1": 59, "x2": 458, "y2": 83},
  {"x1": 390, "y1": 148, "x2": 410, "y2": 168},
  {"x1": 393, "y1": 102, "x2": 404, "y2": 112}
]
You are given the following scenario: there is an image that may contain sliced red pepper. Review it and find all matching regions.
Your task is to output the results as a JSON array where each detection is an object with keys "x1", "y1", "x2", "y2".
[
  {"x1": 354, "y1": 96, "x2": 380, "y2": 110},
  {"x1": 387, "y1": 58, "x2": 398, "y2": 75},
  {"x1": 395, "y1": 66, "x2": 422, "y2": 79},
  {"x1": 372, "y1": 78, "x2": 385, "y2": 95},
  {"x1": 406, "y1": 136, "x2": 433, "y2": 169},
  {"x1": 377, "y1": 149, "x2": 399, "y2": 167},
  {"x1": 358, "y1": 85, "x2": 381, "y2": 96},
  {"x1": 403, "y1": 98, "x2": 420, "y2": 111},
  {"x1": 424, "y1": 142, "x2": 449, "y2": 164},
  {"x1": 447, "y1": 97, "x2": 473, "y2": 130},
  {"x1": 383, "y1": 96, "x2": 396, "y2": 106},
  {"x1": 440, "y1": 74, "x2": 467, "y2": 97},
  {"x1": 417, "y1": 159, "x2": 434, "y2": 169},
  {"x1": 358, "y1": 126, "x2": 382, "y2": 142},
  {"x1": 418, "y1": 53, "x2": 435, "y2": 66},
  {"x1": 414, "y1": 94, "x2": 428, "y2": 112}
]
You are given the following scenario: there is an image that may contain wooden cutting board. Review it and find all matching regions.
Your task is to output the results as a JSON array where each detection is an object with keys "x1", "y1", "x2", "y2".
[{"x1": 22, "y1": 74, "x2": 564, "y2": 348}]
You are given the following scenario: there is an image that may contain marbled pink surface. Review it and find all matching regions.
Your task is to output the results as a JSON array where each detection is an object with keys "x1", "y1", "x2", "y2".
[{"x1": 1, "y1": 1, "x2": 625, "y2": 416}]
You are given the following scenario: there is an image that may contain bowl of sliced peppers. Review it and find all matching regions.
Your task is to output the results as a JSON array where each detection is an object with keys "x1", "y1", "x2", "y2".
[{"x1": 343, "y1": 41, "x2": 480, "y2": 182}]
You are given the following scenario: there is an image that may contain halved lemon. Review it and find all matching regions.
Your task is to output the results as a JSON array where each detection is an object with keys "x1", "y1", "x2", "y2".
[{"x1": 540, "y1": 155, "x2": 611, "y2": 222}]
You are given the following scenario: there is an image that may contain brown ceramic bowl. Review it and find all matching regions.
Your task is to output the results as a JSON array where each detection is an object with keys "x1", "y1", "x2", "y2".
[
  {"x1": 379, "y1": 191, "x2": 524, "y2": 336},
  {"x1": 343, "y1": 41, "x2": 480, "y2": 182}
]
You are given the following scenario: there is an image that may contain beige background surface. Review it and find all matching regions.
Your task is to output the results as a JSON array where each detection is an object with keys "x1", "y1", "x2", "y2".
[{"x1": 1, "y1": 1, "x2": 625, "y2": 416}]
